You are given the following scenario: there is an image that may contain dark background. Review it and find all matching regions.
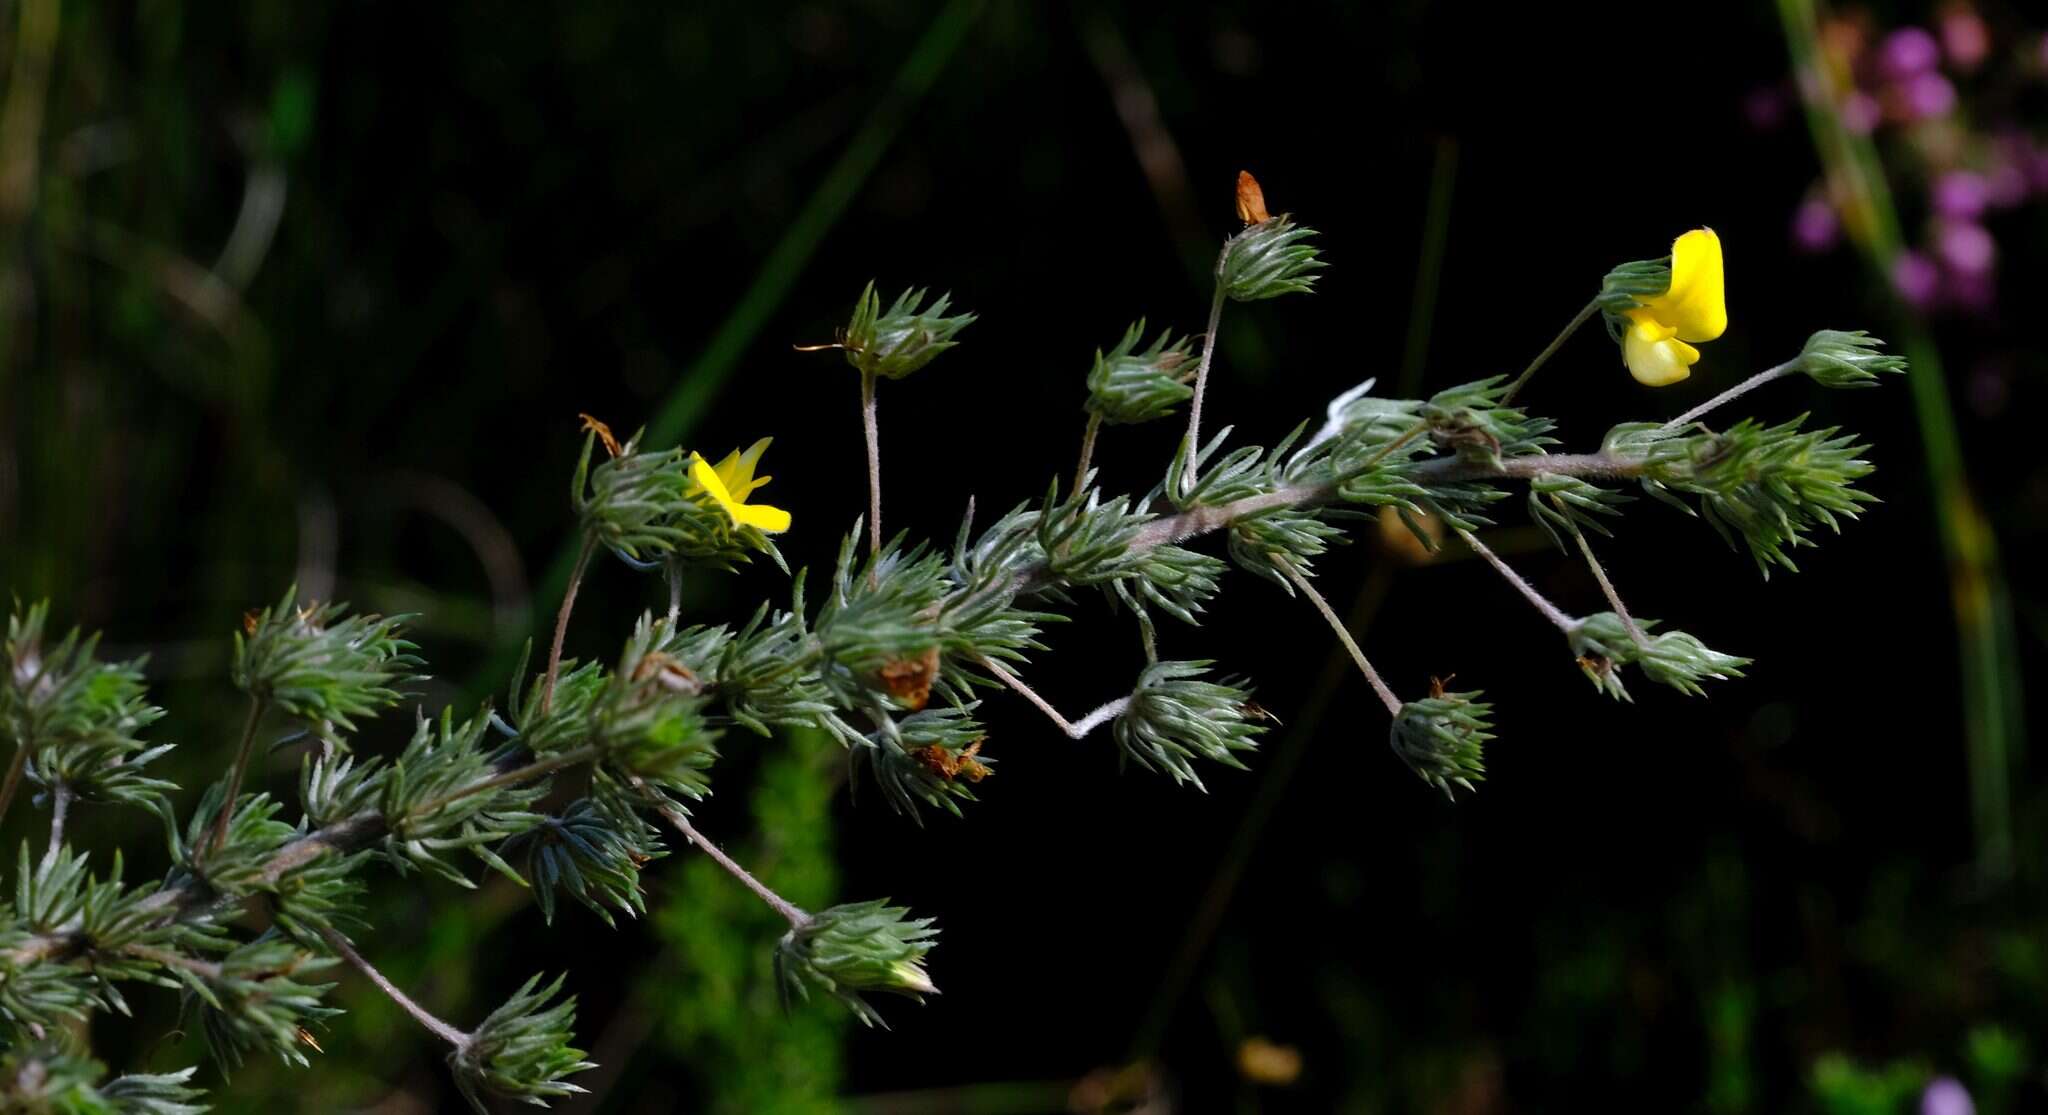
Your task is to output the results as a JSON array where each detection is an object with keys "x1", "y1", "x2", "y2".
[{"x1": 2, "y1": 1, "x2": 2043, "y2": 1111}]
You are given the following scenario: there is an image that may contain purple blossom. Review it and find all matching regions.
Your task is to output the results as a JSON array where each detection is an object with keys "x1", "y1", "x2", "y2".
[
  {"x1": 1931, "y1": 171, "x2": 1988, "y2": 220},
  {"x1": 1936, "y1": 221, "x2": 1996, "y2": 277},
  {"x1": 1894, "y1": 250, "x2": 1941, "y2": 309},
  {"x1": 1843, "y1": 91, "x2": 1882, "y2": 135},
  {"x1": 1792, "y1": 197, "x2": 1838, "y2": 252},
  {"x1": 1921, "y1": 1076, "x2": 1975, "y2": 1115},
  {"x1": 1897, "y1": 71, "x2": 1957, "y2": 120},
  {"x1": 1880, "y1": 27, "x2": 1941, "y2": 79}
]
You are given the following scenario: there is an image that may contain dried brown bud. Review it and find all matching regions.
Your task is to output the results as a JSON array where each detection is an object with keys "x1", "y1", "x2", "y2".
[
  {"x1": 1235, "y1": 170, "x2": 1271, "y2": 225},
  {"x1": 578, "y1": 412, "x2": 623, "y2": 458},
  {"x1": 912, "y1": 739, "x2": 990, "y2": 782},
  {"x1": 877, "y1": 646, "x2": 941, "y2": 710}
]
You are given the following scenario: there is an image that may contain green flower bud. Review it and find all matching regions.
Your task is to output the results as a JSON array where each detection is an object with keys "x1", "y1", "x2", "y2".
[
  {"x1": 1218, "y1": 216, "x2": 1323, "y2": 302},
  {"x1": 1794, "y1": 329, "x2": 1908, "y2": 389},
  {"x1": 841, "y1": 282, "x2": 974, "y2": 380},
  {"x1": 1388, "y1": 687, "x2": 1492, "y2": 799},
  {"x1": 1084, "y1": 320, "x2": 1196, "y2": 426},
  {"x1": 776, "y1": 899, "x2": 939, "y2": 1027}
]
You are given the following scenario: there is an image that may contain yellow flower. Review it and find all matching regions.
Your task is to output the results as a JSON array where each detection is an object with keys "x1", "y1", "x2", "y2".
[
  {"x1": 1622, "y1": 228, "x2": 1726, "y2": 387},
  {"x1": 688, "y1": 438, "x2": 792, "y2": 534}
]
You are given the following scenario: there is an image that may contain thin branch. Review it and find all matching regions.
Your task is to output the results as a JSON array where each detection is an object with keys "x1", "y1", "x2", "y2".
[
  {"x1": 633, "y1": 775, "x2": 809, "y2": 927},
  {"x1": 1177, "y1": 281, "x2": 1229, "y2": 495},
  {"x1": 1661, "y1": 360, "x2": 1798, "y2": 431},
  {"x1": 1501, "y1": 295, "x2": 1601, "y2": 404},
  {"x1": 1073, "y1": 411, "x2": 1102, "y2": 497},
  {"x1": 1271, "y1": 555, "x2": 1401, "y2": 715},
  {"x1": 860, "y1": 368, "x2": 883, "y2": 557},
  {"x1": 1456, "y1": 528, "x2": 1578, "y2": 633},
  {"x1": 1569, "y1": 524, "x2": 1650, "y2": 650},
  {"x1": 39, "y1": 784, "x2": 69, "y2": 874},
  {"x1": 540, "y1": 533, "x2": 597, "y2": 716},
  {"x1": 205, "y1": 695, "x2": 269, "y2": 857},
  {"x1": 322, "y1": 927, "x2": 470, "y2": 1048},
  {"x1": 977, "y1": 655, "x2": 1129, "y2": 739}
]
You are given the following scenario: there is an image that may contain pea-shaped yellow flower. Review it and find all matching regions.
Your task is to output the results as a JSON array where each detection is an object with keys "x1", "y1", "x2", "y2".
[
  {"x1": 1622, "y1": 228, "x2": 1726, "y2": 387},
  {"x1": 689, "y1": 438, "x2": 792, "y2": 534}
]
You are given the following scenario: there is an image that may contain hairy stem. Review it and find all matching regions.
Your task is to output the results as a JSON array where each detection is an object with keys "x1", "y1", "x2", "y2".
[
  {"x1": 860, "y1": 368, "x2": 883, "y2": 557},
  {"x1": 39, "y1": 783, "x2": 69, "y2": 874},
  {"x1": 205, "y1": 695, "x2": 269, "y2": 857},
  {"x1": 634, "y1": 775, "x2": 808, "y2": 926},
  {"x1": 1177, "y1": 281, "x2": 1229, "y2": 495},
  {"x1": 977, "y1": 654, "x2": 1129, "y2": 739},
  {"x1": 1502, "y1": 296, "x2": 1600, "y2": 404},
  {"x1": 1073, "y1": 411, "x2": 1102, "y2": 496},
  {"x1": 541, "y1": 533, "x2": 597, "y2": 716},
  {"x1": 1271, "y1": 555, "x2": 1401, "y2": 715},
  {"x1": 1457, "y1": 528, "x2": 1577, "y2": 633},
  {"x1": 322, "y1": 927, "x2": 470, "y2": 1047},
  {"x1": 1569, "y1": 524, "x2": 1650, "y2": 649},
  {"x1": 1661, "y1": 360, "x2": 1797, "y2": 430}
]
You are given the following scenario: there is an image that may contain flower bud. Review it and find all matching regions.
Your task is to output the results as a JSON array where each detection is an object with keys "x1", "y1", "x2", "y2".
[
  {"x1": 1388, "y1": 687, "x2": 1492, "y2": 799},
  {"x1": 1793, "y1": 330, "x2": 1907, "y2": 389},
  {"x1": 841, "y1": 282, "x2": 974, "y2": 380},
  {"x1": 776, "y1": 899, "x2": 939, "y2": 1027}
]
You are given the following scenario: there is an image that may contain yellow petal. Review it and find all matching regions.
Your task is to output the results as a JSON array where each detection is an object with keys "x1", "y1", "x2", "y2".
[
  {"x1": 690, "y1": 453, "x2": 791, "y2": 534},
  {"x1": 1623, "y1": 329, "x2": 1699, "y2": 387},
  {"x1": 725, "y1": 437, "x2": 774, "y2": 501},
  {"x1": 1653, "y1": 228, "x2": 1726, "y2": 344},
  {"x1": 690, "y1": 455, "x2": 737, "y2": 506},
  {"x1": 731, "y1": 501, "x2": 792, "y2": 533}
]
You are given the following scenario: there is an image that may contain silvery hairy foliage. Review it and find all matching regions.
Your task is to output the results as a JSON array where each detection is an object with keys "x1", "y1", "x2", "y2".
[{"x1": 0, "y1": 173, "x2": 1903, "y2": 1110}]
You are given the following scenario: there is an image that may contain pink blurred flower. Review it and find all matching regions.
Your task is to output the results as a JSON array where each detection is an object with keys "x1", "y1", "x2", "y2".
[
  {"x1": 1896, "y1": 71, "x2": 1957, "y2": 119},
  {"x1": 1936, "y1": 220, "x2": 1995, "y2": 276},
  {"x1": 1931, "y1": 170, "x2": 1988, "y2": 219},
  {"x1": 1880, "y1": 27, "x2": 1941, "y2": 78},
  {"x1": 1843, "y1": 91, "x2": 1882, "y2": 134},
  {"x1": 1893, "y1": 250, "x2": 1941, "y2": 308},
  {"x1": 1938, "y1": 8, "x2": 1990, "y2": 71},
  {"x1": 1922, "y1": 1076, "x2": 1975, "y2": 1115},
  {"x1": 1792, "y1": 197, "x2": 1839, "y2": 251}
]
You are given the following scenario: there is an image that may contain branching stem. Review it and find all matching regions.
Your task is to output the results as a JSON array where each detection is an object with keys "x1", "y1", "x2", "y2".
[
  {"x1": 1502, "y1": 295, "x2": 1600, "y2": 404},
  {"x1": 1073, "y1": 411, "x2": 1102, "y2": 496},
  {"x1": 1661, "y1": 360, "x2": 1797, "y2": 430},
  {"x1": 40, "y1": 783, "x2": 69, "y2": 874},
  {"x1": 977, "y1": 654, "x2": 1129, "y2": 739},
  {"x1": 1457, "y1": 528, "x2": 1578, "y2": 633},
  {"x1": 860, "y1": 368, "x2": 883, "y2": 556},
  {"x1": 408, "y1": 744, "x2": 605, "y2": 819},
  {"x1": 1271, "y1": 555, "x2": 1401, "y2": 715},
  {"x1": 1569, "y1": 524, "x2": 1650, "y2": 650},
  {"x1": 633, "y1": 774, "x2": 809, "y2": 927},
  {"x1": 541, "y1": 533, "x2": 597, "y2": 716},
  {"x1": 321, "y1": 927, "x2": 470, "y2": 1048},
  {"x1": 205, "y1": 695, "x2": 269, "y2": 857},
  {"x1": 0, "y1": 746, "x2": 26, "y2": 830},
  {"x1": 1177, "y1": 280, "x2": 1229, "y2": 495}
]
